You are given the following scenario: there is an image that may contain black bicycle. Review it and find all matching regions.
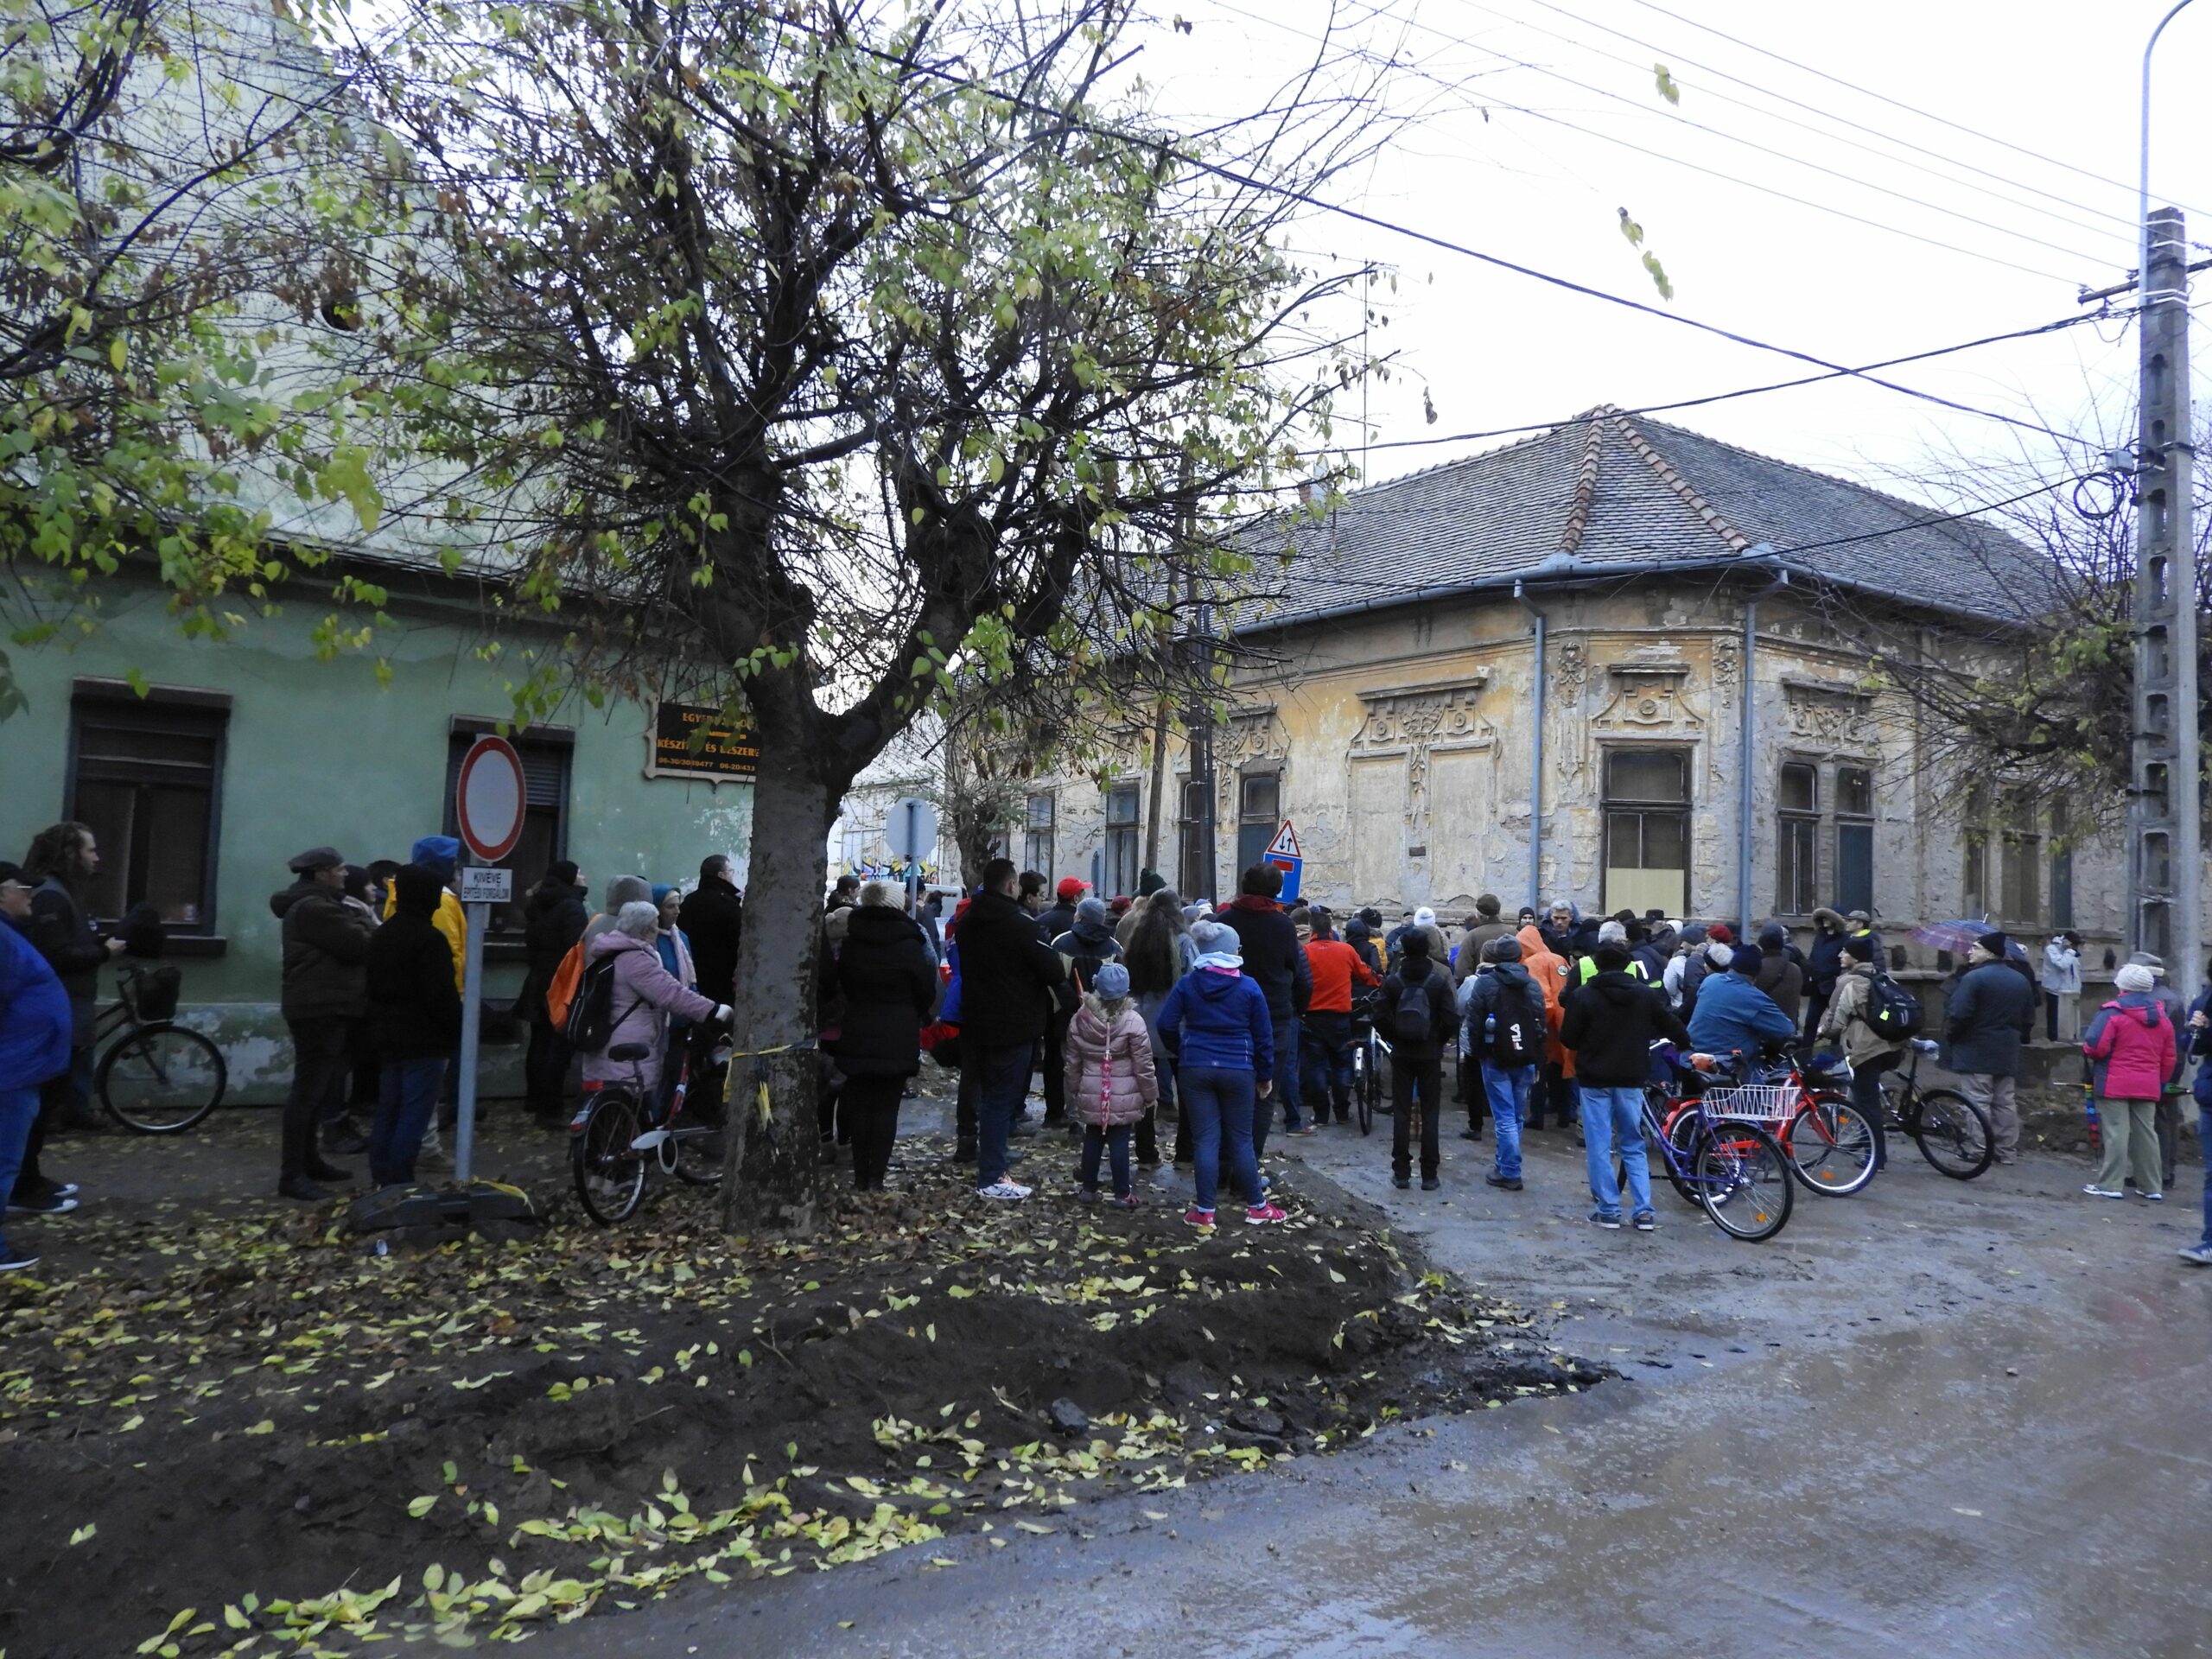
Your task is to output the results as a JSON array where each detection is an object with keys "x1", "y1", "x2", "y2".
[
  {"x1": 570, "y1": 1031, "x2": 727, "y2": 1225},
  {"x1": 1877, "y1": 1038, "x2": 1993, "y2": 1179},
  {"x1": 95, "y1": 962, "x2": 228, "y2": 1133},
  {"x1": 1347, "y1": 995, "x2": 1388, "y2": 1135}
]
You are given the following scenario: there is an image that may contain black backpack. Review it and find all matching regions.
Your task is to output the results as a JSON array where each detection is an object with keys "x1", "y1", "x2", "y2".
[
  {"x1": 1392, "y1": 973, "x2": 1435, "y2": 1045},
  {"x1": 563, "y1": 952, "x2": 628, "y2": 1053},
  {"x1": 1863, "y1": 971, "x2": 1922, "y2": 1041},
  {"x1": 1484, "y1": 976, "x2": 1545, "y2": 1065}
]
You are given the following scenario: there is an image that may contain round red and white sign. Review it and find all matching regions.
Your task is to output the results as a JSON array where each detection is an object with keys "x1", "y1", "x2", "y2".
[{"x1": 454, "y1": 735, "x2": 526, "y2": 862}]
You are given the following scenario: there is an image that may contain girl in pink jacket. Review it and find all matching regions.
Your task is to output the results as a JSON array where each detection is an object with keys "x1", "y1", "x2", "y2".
[
  {"x1": 1064, "y1": 963, "x2": 1159, "y2": 1207},
  {"x1": 2082, "y1": 962, "x2": 2174, "y2": 1200}
]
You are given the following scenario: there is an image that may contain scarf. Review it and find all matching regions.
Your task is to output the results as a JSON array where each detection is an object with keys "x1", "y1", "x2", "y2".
[{"x1": 1192, "y1": 952, "x2": 1243, "y2": 973}]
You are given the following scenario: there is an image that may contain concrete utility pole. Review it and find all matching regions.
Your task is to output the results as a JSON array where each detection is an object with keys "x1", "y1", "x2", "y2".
[{"x1": 2128, "y1": 206, "x2": 2199, "y2": 976}]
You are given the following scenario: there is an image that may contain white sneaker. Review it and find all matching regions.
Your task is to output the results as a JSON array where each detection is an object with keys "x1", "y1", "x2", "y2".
[
  {"x1": 976, "y1": 1180, "x2": 1033, "y2": 1201},
  {"x1": 2082, "y1": 1184, "x2": 2126, "y2": 1199}
]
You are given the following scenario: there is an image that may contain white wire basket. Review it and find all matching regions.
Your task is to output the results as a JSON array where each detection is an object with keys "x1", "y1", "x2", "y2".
[{"x1": 1700, "y1": 1082, "x2": 1804, "y2": 1123}]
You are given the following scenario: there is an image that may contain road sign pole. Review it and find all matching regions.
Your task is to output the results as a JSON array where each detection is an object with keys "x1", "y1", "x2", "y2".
[{"x1": 455, "y1": 855, "x2": 486, "y2": 1185}]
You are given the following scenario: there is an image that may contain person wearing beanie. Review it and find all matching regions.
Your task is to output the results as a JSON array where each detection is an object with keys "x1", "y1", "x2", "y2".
[
  {"x1": 1943, "y1": 931, "x2": 2037, "y2": 1164},
  {"x1": 1046, "y1": 896, "x2": 1126, "y2": 1129},
  {"x1": 383, "y1": 837, "x2": 467, "y2": 995},
  {"x1": 2123, "y1": 950, "x2": 2191, "y2": 1185},
  {"x1": 1751, "y1": 924, "x2": 1805, "y2": 1025},
  {"x1": 1379, "y1": 927, "x2": 1457, "y2": 1191},
  {"x1": 2082, "y1": 962, "x2": 2174, "y2": 1200},
  {"x1": 1816, "y1": 933, "x2": 1904, "y2": 1168},
  {"x1": 1561, "y1": 939, "x2": 1692, "y2": 1230},
  {"x1": 1064, "y1": 959, "x2": 1157, "y2": 1206},
  {"x1": 1459, "y1": 932, "x2": 1545, "y2": 1178},
  {"x1": 518, "y1": 859, "x2": 591, "y2": 1123},
  {"x1": 1156, "y1": 918, "x2": 1280, "y2": 1227},
  {"x1": 1686, "y1": 938, "x2": 1795, "y2": 1060}
]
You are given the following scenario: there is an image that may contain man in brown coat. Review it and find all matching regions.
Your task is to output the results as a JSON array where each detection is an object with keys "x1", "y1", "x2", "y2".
[{"x1": 1454, "y1": 894, "x2": 1517, "y2": 985}]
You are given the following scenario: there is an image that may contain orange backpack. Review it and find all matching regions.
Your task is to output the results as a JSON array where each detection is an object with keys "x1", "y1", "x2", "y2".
[{"x1": 544, "y1": 938, "x2": 588, "y2": 1028}]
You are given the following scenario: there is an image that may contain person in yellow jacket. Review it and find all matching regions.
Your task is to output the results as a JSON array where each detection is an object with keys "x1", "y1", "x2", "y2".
[{"x1": 385, "y1": 836, "x2": 468, "y2": 991}]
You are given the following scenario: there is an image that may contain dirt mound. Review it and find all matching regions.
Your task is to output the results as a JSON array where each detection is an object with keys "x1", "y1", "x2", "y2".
[{"x1": 0, "y1": 1135, "x2": 1598, "y2": 1657}]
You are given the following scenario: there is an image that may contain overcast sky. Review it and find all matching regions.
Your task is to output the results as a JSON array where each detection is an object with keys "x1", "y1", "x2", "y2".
[{"x1": 1126, "y1": 0, "x2": 2211, "y2": 504}]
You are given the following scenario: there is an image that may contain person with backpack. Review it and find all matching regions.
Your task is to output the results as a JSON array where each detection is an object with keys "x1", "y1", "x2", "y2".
[
  {"x1": 1514, "y1": 922, "x2": 1572, "y2": 1130},
  {"x1": 1560, "y1": 942, "x2": 1694, "y2": 1230},
  {"x1": 1816, "y1": 935, "x2": 1907, "y2": 1168},
  {"x1": 573, "y1": 901, "x2": 728, "y2": 1102},
  {"x1": 1459, "y1": 935, "x2": 1546, "y2": 1190},
  {"x1": 1379, "y1": 930, "x2": 1455, "y2": 1192},
  {"x1": 1301, "y1": 908, "x2": 1379, "y2": 1126},
  {"x1": 2081, "y1": 963, "x2": 2175, "y2": 1202},
  {"x1": 519, "y1": 861, "x2": 589, "y2": 1124},
  {"x1": 1064, "y1": 962, "x2": 1160, "y2": 1209},
  {"x1": 365, "y1": 865, "x2": 467, "y2": 1191}
]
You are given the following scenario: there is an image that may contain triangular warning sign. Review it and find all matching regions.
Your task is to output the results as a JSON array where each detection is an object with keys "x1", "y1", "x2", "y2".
[{"x1": 1266, "y1": 820, "x2": 1300, "y2": 861}]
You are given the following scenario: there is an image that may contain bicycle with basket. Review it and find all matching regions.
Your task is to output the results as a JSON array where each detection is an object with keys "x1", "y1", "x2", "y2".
[
  {"x1": 1624, "y1": 1042, "x2": 1798, "y2": 1241},
  {"x1": 94, "y1": 960, "x2": 229, "y2": 1133}
]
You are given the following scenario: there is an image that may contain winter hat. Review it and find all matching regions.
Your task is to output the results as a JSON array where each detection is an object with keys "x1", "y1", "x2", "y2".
[
  {"x1": 1475, "y1": 893, "x2": 1501, "y2": 918},
  {"x1": 1413, "y1": 906, "x2": 1437, "y2": 929},
  {"x1": 2116, "y1": 963, "x2": 2156, "y2": 994},
  {"x1": 651, "y1": 884, "x2": 677, "y2": 908},
  {"x1": 1679, "y1": 924, "x2": 1708, "y2": 946},
  {"x1": 392, "y1": 863, "x2": 445, "y2": 917},
  {"x1": 1758, "y1": 922, "x2": 1789, "y2": 950},
  {"x1": 342, "y1": 864, "x2": 372, "y2": 902},
  {"x1": 1707, "y1": 941, "x2": 1734, "y2": 970},
  {"x1": 1109, "y1": 894, "x2": 1134, "y2": 915},
  {"x1": 287, "y1": 846, "x2": 345, "y2": 874},
  {"x1": 1093, "y1": 962, "x2": 1131, "y2": 1000},
  {"x1": 1486, "y1": 936, "x2": 1522, "y2": 962},
  {"x1": 1707, "y1": 923, "x2": 1734, "y2": 945},
  {"x1": 1077, "y1": 896, "x2": 1110, "y2": 927},
  {"x1": 1728, "y1": 942, "x2": 1764, "y2": 976},
  {"x1": 1192, "y1": 921, "x2": 1241, "y2": 959},
  {"x1": 1598, "y1": 919, "x2": 1628, "y2": 945},
  {"x1": 1840, "y1": 935, "x2": 1875, "y2": 963},
  {"x1": 410, "y1": 835, "x2": 461, "y2": 881},
  {"x1": 548, "y1": 859, "x2": 580, "y2": 887},
  {"x1": 1057, "y1": 877, "x2": 1089, "y2": 900},
  {"x1": 1974, "y1": 931, "x2": 2012, "y2": 959}
]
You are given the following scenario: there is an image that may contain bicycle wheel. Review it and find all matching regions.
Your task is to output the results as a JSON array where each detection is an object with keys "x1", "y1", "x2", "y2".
[
  {"x1": 572, "y1": 1095, "x2": 647, "y2": 1224},
  {"x1": 1691, "y1": 1120, "x2": 1795, "y2": 1242},
  {"x1": 1783, "y1": 1096, "x2": 1880, "y2": 1196},
  {"x1": 98, "y1": 1024, "x2": 227, "y2": 1134},
  {"x1": 671, "y1": 1124, "x2": 724, "y2": 1186},
  {"x1": 1656, "y1": 1101, "x2": 1705, "y2": 1205},
  {"x1": 1354, "y1": 1046, "x2": 1376, "y2": 1135},
  {"x1": 1910, "y1": 1087, "x2": 1994, "y2": 1180}
]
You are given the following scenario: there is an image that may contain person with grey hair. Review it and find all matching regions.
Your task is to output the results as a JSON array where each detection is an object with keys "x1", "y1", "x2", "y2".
[
  {"x1": 583, "y1": 874, "x2": 653, "y2": 946},
  {"x1": 578, "y1": 900, "x2": 728, "y2": 1099}
]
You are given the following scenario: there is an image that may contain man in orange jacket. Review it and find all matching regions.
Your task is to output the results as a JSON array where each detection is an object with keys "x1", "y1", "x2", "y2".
[{"x1": 1301, "y1": 909, "x2": 1379, "y2": 1126}]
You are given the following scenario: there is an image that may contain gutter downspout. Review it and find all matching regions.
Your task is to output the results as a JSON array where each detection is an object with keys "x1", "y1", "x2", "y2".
[
  {"x1": 1515, "y1": 580, "x2": 1547, "y2": 913},
  {"x1": 1738, "y1": 569, "x2": 1791, "y2": 930}
]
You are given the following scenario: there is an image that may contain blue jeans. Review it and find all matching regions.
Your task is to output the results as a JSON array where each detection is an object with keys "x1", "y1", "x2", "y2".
[
  {"x1": 1080, "y1": 1123, "x2": 1134, "y2": 1199},
  {"x1": 1581, "y1": 1084, "x2": 1652, "y2": 1220},
  {"x1": 2198, "y1": 1106, "x2": 2212, "y2": 1249},
  {"x1": 974, "y1": 1043, "x2": 1033, "y2": 1186},
  {"x1": 0, "y1": 1085, "x2": 38, "y2": 1257},
  {"x1": 1180, "y1": 1065, "x2": 1262, "y2": 1214},
  {"x1": 1480, "y1": 1060, "x2": 1534, "y2": 1180},
  {"x1": 1256, "y1": 1014, "x2": 1301, "y2": 1146},
  {"x1": 370, "y1": 1058, "x2": 447, "y2": 1186}
]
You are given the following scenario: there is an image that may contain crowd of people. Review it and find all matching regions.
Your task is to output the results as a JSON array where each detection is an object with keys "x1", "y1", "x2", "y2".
[{"x1": 4, "y1": 816, "x2": 2210, "y2": 1269}]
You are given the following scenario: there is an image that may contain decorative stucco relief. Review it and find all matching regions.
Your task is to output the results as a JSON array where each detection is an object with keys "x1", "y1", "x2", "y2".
[
  {"x1": 1351, "y1": 677, "x2": 1496, "y2": 827},
  {"x1": 1590, "y1": 664, "x2": 1707, "y2": 734},
  {"x1": 1781, "y1": 677, "x2": 1881, "y2": 753},
  {"x1": 1215, "y1": 704, "x2": 1292, "y2": 824}
]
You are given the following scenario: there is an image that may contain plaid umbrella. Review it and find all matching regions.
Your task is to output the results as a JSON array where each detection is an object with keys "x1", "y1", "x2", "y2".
[{"x1": 1910, "y1": 918, "x2": 1997, "y2": 956}]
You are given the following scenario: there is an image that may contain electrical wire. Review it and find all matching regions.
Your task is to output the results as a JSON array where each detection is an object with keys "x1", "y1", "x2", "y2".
[{"x1": 1616, "y1": 0, "x2": 2212, "y2": 222}]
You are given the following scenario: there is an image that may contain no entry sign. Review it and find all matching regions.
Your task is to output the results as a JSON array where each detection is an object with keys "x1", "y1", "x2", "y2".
[{"x1": 454, "y1": 735, "x2": 526, "y2": 863}]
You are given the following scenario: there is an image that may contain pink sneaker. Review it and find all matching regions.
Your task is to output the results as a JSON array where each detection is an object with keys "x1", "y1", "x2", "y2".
[
  {"x1": 1183, "y1": 1207, "x2": 1217, "y2": 1228},
  {"x1": 1244, "y1": 1203, "x2": 1287, "y2": 1225}
]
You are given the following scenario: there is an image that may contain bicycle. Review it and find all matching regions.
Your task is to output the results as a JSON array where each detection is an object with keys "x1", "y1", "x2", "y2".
[
  {"x1": 1624, "y1": 1052, "x2": 1796, "y2": 1242},
  {"x1": 1346, "y1": 995, "x2": 1389, "y2": 1136},
  {"x1": 1875, "y1": 1038, "x2": 1993, "y2": 1179},
  {"x1": 94, "y1": 961, "x2": 229, "y2": 1134},
  {"x1": 570, "y1": 1029, "x2": 728, "y2": 1225}
]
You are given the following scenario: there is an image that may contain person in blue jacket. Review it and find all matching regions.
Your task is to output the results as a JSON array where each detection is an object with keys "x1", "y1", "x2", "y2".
[
  {"x1": 1686, "y1": 942, "x2": 1797, "y2": 1063},
  {"x1": 1155, "y1": 921, "x2": 1281, "y2": 1229},
  {"x1": 0, "y1": 861, "x2": 74, "y2": 1272}
]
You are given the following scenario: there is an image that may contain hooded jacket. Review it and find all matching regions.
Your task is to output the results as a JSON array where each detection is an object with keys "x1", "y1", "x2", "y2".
[
  {"x1": 519, "y1": 876, "x2": 589, "y2": 1021},
  {"x1": 1514, "y1": 925, "x2": 1570, "y2": 1034},
  {"x1": 269, "y1": 878, "x2": 375, "y2": 1021},
  {"x1": 1037, "y1": 897, "x2": 1080, "y2": 947},
  {"x1": 383, "y1": 847, "x2": 467, "y2": 992},
  {"x1": 2038, "y1": 938, "x2": 2082, "y2": 996},
  {"x1": 1561, "y1": 969, "x2": 1693, "y2": 1085},
  {"x1": 1458, "y1": 961, "x2": 1546, "y2": 1061},
  {"x1": 1376, "y1": 957, "x2": 1456, "y2": 1062},
  {"x1": 1156, "y1": 963, "x2": 1274, "y2": 1080},
  {"x1": 24, "y1": 875, "x2": 105, "y2": 1046},
  {"x1": 1944, "y1": 958, "x2": 2037, "y2": 1077},
  {"x1": 1686, "y1": 970, "x2": 1797, "y2": 1058},
  {"x1": 833, "y1": 906, "x2": 939, "y2": 1078},
  {"x1": 1218, "y1": 894, "x2": 1312, "y2": 1020},
  {"x1": 0, "y1": 918, "x2": 72, "y2": 1090},
  {"x1": 582, "y1": 876, "x2": 653, "y2": 947},
  {"x1": 579, "y1": 930, "x2": 717, "y2": 1091},
  {"x1": 954, "y1": 888, "x2": 1068, "y2": 1050},
  {"x1": 1806, "y1": 908, "x2": 1850, "y2": 1000},
  {"x1": 1064, "y1": 995, "x2": 1160, "y2": 1128},
  {"x1": 2082, "y1": 993, "x2": 2176, "y2": 1100},
  {"x1": 677, "y1": 872, "x2": 743, "y2": 1004},
  {"x1": 365, "y1": 867, "x2": 463, "y2": 1062},
  {"x1": 1050, "y1": 908, "x2": 1124, "y2": 998},
  {"x1": 1817, "y1": 961, "x2": 1905, "y2": 1067},
  {"x1": 1754, "y1": 949, "x2": 1805, "y2": 1024}
]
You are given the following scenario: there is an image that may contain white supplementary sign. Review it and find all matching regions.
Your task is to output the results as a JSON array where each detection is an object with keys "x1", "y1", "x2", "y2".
[
  {"x1": 458, "y1": 867, "x2": 514, "y2": 905},
  {"x1": 1266, "y1": 820, "x2": 1301, "y2": 861},
  {"x1": 455, "y1": 735, "x2": 527, "y2": 863}
]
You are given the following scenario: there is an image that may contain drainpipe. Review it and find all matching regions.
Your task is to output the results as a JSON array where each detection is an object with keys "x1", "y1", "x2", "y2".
[
  {"x1": 1514, "y1": 580, "x2": 1547, "y2": 913},
  {"x1": 1737, "y1": 571, "x2": 1791, "y2": 931}
]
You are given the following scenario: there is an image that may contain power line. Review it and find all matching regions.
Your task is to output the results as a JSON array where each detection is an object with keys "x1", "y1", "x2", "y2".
[
  {"x1": 1436, "y1": 0, "x2": 2142, "y2": 245},
  {"x1": 1616, "y1": 0, "x2": 2212, "y2": 223}
]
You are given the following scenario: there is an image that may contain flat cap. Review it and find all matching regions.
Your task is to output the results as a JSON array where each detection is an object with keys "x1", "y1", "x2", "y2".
[{"x1": 288, "y1": 846, "x2": 345, "y2": 874}]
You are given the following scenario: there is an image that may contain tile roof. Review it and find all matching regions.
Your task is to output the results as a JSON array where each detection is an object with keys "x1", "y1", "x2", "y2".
[{"x1": 1232, "y1": 406, "x2": 2056, "y2": 631}]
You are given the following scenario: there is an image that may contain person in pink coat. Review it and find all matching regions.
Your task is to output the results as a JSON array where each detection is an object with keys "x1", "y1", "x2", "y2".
[
  {"x1": 1064, "y1": 963, "x2": 1159, "y2": 1208},
  {"x1": 2082, "y1": 962, "x2": 2175, "y2": 1200},
  {"x1": 581, "y1": 902, "x2": 726, "y2": 1099}
]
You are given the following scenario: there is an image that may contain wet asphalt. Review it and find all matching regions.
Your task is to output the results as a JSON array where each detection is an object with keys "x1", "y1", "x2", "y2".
[{"x1": 531, "y1": 1103, "x2": 2212, "y2": 1659}]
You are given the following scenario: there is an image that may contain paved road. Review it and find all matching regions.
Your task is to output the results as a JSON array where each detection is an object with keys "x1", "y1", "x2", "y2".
[{"x1": 532, "y1": 1110, "x2": 2212, "y2": 1659}]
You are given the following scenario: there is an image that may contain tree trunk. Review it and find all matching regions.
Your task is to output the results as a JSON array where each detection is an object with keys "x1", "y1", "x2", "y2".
[{"x1": 719, "y1": 749, "x2": 837, "y2": 1232}]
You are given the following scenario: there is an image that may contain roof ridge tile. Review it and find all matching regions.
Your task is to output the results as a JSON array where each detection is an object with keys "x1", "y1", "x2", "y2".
[{"x1": 1607, "y1": 408, "x2": 1751, "y2": 553}]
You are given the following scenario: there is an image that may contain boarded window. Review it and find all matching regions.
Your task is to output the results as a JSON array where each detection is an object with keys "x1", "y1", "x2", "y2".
[{"x1": 1602, "y1": 749, "x2": 1688, "y2": 916}]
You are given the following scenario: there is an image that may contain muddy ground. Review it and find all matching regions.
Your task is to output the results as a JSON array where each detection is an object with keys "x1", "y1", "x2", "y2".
[{"x1": 0, "y1": 1100, "x2": 1599, "y2": 1658}]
